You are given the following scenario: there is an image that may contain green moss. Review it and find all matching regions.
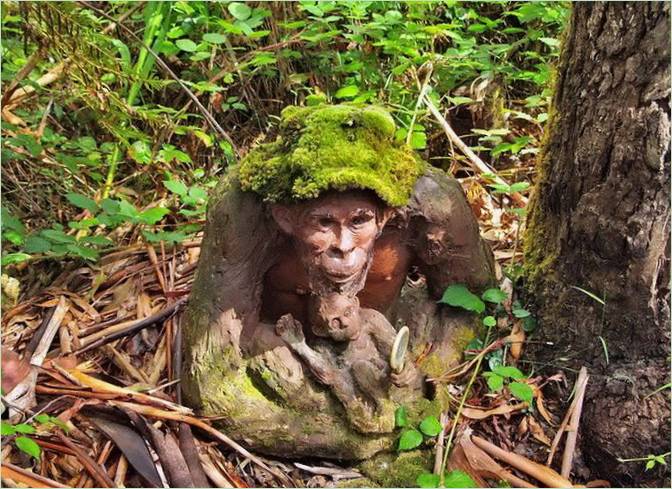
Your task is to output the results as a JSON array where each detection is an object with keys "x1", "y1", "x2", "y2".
[
  {"x1": 237, "y1": 104, "x2": 425, "y2": 207},
  {"x1": 360, "y1": 450, "x2": 433, "y2": 487}
]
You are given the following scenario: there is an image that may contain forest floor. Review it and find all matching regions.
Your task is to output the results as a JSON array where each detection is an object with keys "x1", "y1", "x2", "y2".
[{"x1": 1, "y1": 173, "x2": 606, "y2": 488}]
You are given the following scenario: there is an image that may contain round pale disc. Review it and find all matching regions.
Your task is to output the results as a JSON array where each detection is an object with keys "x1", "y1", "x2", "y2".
[{"x1": 390, "y1": 326, "x2": 410, "y2": 373}]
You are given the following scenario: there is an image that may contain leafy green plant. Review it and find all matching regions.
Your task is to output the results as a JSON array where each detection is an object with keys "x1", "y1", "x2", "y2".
[
  {"x1": 417, "y1": 469, "x2": 476, "y2": 488},
  {"x1": 1, "y1": 414, "x2": 68, "y2": 460},
  {"x1": 395, "y1": 407, "x2": 443, "y2": 452},
  {"x1": 618, "y1": 452, "x2": 670, "y2": 471}
]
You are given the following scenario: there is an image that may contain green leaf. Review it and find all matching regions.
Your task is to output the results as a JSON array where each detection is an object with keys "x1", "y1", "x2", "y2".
[
  {"x1": 42, "y1": 229, "x2": 76, "y2": 244},
  {"x1": 482, "y1": 288, "x2": 507, "y2": 304},
  {"x1": 398, "y1": 429, "x2": 423, "y2": 451},
  {"x1": 1, "y1": 207, "x2": 25, "y2": 233},
  {"x1": 509, "y1": 381, "x2": 534, "y2": 404},
  {"x1": 539, "y1": 37, "x2": 560, "y2": 48},
  {"x1": 416, "y1": 472, "x2": 440, "y2": 488},
  {"x1": 15, "y1": 436, "x2": 41, "y2": 460},
  {"x1": 117, "y1": 200, "x2": 139, "y2": 219},
  {"x1": 645, "y1": 460, "x2": 655, "y2": 470},
  {"x1": 522, "y1": 316, "x2": 537, "y2": 332},
  {"x1": 138, "y1": 207, "x2": 170, "y2": 225},
  {"x1": 443, "y1": 470, "x2": 476, "y2": 488},
  {"x1": 484, "y1": 372, "x2": 504, "y2": 391},
  {"x1": 34, "y1": 414, "x2": 51, "y2": 424},
  {"x1": 419, "y1": 416, "x2": 442, "y2": 437},
  {"x1": 81, "y1": 236, "x2": 113, "y2": 247},
  {"x1": 66, "y1": 193, "x2": 98, "y2": 213},
  {"x1": 394, "y1": 406, "x2": 408, "y2": 428},
  {"x1": 14, "y1": 423, "x2": 36, "y2": 434},
  {"x1": 203, "y1": 32, "x2": 227, "y2": 44},
  {"x1": 228, "y1": 2, "x2": 252, "y2": 20},
  {"x1": 334, "y1": 85, "x2": 359, "y2": 99},
  {"x1": 410, "y1": 131, "x2": 427, "y2": 150},
  {"x1": 493, "y1": 365, "x2": 526, "y2": 380},
  {"x1": 188, "y1": 186, "x2": 208, "y2": 202},
  {"x1": 1, "y1": 252, "x2": 31, "y2": 266},
  {"x1": 1, "y1": 421, "x2": 16, "y2": 435},
  {"x1": 100, "y1": 199, "x2": 120, "y2": 214},
  {"x1": 129, "y1": 141, "x2": 152, "y2": 164},
  {"x1": 483, "y1": 315, "x2": 496, "y2": 328},
  {"x1": 164, "y1": 179, "x2": 188, "y2": 197},
  {"x1": 439, "y1": 284, "x2": 485, "y2": 314},
  {"x1": 509, "y1": 182, "x2": 531, "y2": 193},
  {"x1": 176, "y1": 39, "x2": 198, "y2": 52},
  {"x1": 513, "y1": 308, "x2": 531, "y2": 318},
  {"x1": 66, "y1": 244, "x2": 99, "y2": 261}
]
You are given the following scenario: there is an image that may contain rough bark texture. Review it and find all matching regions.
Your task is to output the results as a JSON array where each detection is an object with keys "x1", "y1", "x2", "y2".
[
  {"x1": 182, "y1": 167, "x2": 495, "y2": 460},
  {"x1": 525, "y1": 3, "x2": 670, "y2": 486}
]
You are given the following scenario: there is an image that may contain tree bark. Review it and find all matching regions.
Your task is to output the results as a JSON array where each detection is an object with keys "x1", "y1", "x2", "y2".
[{"x1": 525, "y1": 2, "x2": 670, "y2": 486}]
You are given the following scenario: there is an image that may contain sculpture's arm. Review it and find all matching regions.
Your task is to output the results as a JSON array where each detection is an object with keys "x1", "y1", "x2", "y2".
[{"x1": 406, "y1": 167, "x2": 495, "y2": 298}]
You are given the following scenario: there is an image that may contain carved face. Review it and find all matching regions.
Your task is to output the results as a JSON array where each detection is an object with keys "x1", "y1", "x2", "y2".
[
  {"x1": 309, "y1": 292, "x2": 361, "y2": 342},
  {"x1": 271, "y1": 190, "x2": 390, "y2": 294}
]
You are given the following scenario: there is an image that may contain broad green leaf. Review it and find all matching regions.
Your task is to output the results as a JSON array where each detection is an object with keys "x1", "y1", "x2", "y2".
[
  {"x1": 493, "y1": 365, "x2": 526, "y2": 380},
  {"x1": 1, "y1": 421, "x2": 16, "y2": 435},
  {"x1": 482, "y1": 288, "x2": 507, "y2": 304},
  {"x1": 513, "y1": 308, "x2": 531, "y2": 318},
  {"x1": 66, "y1": 244, "x2": 99, "y2": 261},
  {"x1": 34, "y1": 414, "x2": 51, "y2": 424},
  {"x1": 14, "y1": 423, "x2": 36, "y2": 434},
  {"x1": 443, "y1": 470, "x2": 476, "y2": 488},
  {"x1": 410, "y1": 131, "x2": 427, "y2": 150},
  {"x1": 66, "y1": 193, "x2": 98, "y2": 213},
  {"x1": 188, "y1": 186, "x2": 208, "y2": 202},
  {"x1": 522, "y1": 316, "x2": 537, "y2": 332},
  {"x1": 483, "y1": 315, "x2": 496, "y2": 327},
  {"x1": 203, "y1": 33, "x2": 227, "y2": 44},
  {"x1": 439, "y1": 284, "x2": 485, "y2": 314},
  {"x1": 176, "y1": 39, "x2": 198, "y2": 52},
  {"x1": 645, "y1": 460, "x2": 655, "y2": 470},
  {"x1": 2, "y1": 252, "x2": 31, "y2": 266},
  {"x1": 129, "y1": 141, "x2": 152, "y2": 164},
  {"x1": 398, "y1": 429, "x2": 423, "y2": 451},
  {"x1": 416, "y1": 472, "x2": 440, "y2": 488},
  {"x1": 15, "y1": 436, "x2": 41, "y2": 459},
  {"x1": 419, "y1": 416, "x2": 442, "y2": 437},
  {"x1": 117, "y1": 200, "x2": 139, "y2": 219},
  {"x1": 334, "y1": 85, "x2": 359, "y2": 99},
  {"x1": 509, "y1": 381, "x2": 534, "y2": 404},
  {"x1": 509, "y1": 182, "x2": 531, "y2": 193},
  {"x1": 81, "y1": 235, "x2": 113, "y2": 246},
  {"x1": 539, "y1": 37, "x2": 560, "y2": 48},
  {"x1": 165, "y1": 179, "x2": 188, "y2": 196},
  {"x1": 100, "y1": 199, "x2": 120, "y2": 214},
  {"x1": 1, "y1": 207, "x2": 25, "y2": 233},
  {"x1": 228, "y1": 2, "x2": 252, "y2": 20},
  {"x1": 484, "y1": 372, "x2": 504, "y2": 391},
  {"x1": 138, "y1": 207, "x2": 171, "y2": 225},
  {"x1": 394, "y1": 406, "x2": 408, "y2": 428},
  {"x1": 42, "y1": 229, "x2": 75, "y2": 244}
]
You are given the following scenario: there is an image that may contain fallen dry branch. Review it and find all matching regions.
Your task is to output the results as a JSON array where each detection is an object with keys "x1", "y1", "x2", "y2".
[
  {"x1": 561, "y1": 366, "x2": 589, "y2": 478},
  {"x1": 472, "y1": 435, "x2": 575, "y2": 487},
  {"x1": 1, "y1": 462, "x2": 70, "y2": 488}
]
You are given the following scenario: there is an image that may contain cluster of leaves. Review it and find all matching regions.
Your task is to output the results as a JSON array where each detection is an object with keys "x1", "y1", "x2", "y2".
[
  {"x1": 394, "y1": 407, "x2": 476, "y2": 488},
  {"x1": 0, "y1": 415, "x2": 68, "y2": 460},
  {"x1": 440, "y1": 283, "x2": 535, "y2": 405},
  {"x1": 1, "y1": 1, "x2": 567, "y2": 269}
]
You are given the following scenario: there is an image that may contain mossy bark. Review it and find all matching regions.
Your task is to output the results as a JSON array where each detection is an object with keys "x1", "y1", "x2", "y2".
[{"x1": 524, "y1": 3, "x2": 670, "y2": 486}]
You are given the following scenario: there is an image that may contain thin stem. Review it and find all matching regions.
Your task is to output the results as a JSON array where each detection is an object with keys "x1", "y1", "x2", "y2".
[
  {"x1": 439, "y1": 326, "x2": 493, "y2": 485},
  {"x1": 617, "y1": 452, "x2": 671, "y2": 463}
]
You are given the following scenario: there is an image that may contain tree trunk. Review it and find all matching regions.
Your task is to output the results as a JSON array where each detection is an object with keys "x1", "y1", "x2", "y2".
[{"x1": 525, "y1": 2, "x2": 670, "y2": 486}]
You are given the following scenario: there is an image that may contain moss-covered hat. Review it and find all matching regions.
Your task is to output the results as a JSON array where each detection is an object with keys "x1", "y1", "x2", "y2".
[{"x1": 237, "y1": 104, "x2": 425, "y2": 207}]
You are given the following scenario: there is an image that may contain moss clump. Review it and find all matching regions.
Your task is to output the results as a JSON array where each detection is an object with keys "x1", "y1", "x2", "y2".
[
  {"x1": 359, "y1": 450, "x2": 433, "y2": 487},
  {"x1": 237, "y1": 104, "x2": 425, "y2": 207}
]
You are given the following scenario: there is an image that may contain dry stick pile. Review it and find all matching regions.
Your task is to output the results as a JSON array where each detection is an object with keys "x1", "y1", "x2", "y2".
[{"x1": 1, "y1": 230, "x2": 595, "y2": 487}]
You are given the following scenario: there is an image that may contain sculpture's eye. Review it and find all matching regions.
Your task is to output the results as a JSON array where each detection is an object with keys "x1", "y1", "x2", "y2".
[
  {"x1": 351, "y1": 213, "x2": 372, "y2": 227},
  {"x1": 318, "y1": 217, "x2": 333, "y2": 228}
]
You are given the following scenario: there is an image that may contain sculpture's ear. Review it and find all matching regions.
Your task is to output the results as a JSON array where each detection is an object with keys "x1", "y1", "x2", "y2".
[
  {"x1": 271, "y1": 204, "x2": 295, "y2": 234},
  {"x1": 376, "y1": 207, "x2": 397, "y2": 229}
]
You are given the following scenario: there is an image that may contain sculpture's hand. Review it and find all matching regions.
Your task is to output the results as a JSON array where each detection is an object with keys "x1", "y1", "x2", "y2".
[
  {"x1": 391, "y1": 362, "x2": 423, "y2": 388},
  {"x1": 276, "y1": 314, "x2": 305, "y2": 345}
]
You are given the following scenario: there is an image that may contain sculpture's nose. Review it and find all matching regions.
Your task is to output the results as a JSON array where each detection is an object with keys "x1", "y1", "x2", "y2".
[{"x1": 330, "y1": 227, "x2": 355, "y2": 258}]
